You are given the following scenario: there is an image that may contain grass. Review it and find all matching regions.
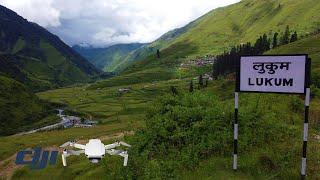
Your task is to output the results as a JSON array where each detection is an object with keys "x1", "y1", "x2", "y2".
[{"x1": 38, "y1": 78, "x2": 190, "y2": 122}]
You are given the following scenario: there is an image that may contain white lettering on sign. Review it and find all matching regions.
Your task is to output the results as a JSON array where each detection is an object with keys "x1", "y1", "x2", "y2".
[{"x1": 240, "y1": 56, "x2": 307, "y2": 93}]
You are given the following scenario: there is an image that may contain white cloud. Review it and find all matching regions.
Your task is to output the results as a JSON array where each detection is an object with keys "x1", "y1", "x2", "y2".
[{"x1": 0, "y1": 0, "x2": 240, "y2": 47}]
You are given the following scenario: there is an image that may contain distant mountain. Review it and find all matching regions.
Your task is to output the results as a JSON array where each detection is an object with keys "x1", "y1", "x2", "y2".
[
  {"x1": 73, "y1": 43, "x2": 145, "y2": 72},
  {"x1": 0, "y1": 5, "x2": 102, "y2": 90}
]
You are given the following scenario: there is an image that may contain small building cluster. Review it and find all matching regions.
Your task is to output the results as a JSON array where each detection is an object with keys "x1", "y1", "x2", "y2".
[
  {"x1": 180, "y1": 55, "x2": 215, "y2": 68},
  {"x1": 57, "y1": 109, "x2": 98, "y2": 129},
  {"x1": 61, "y1": 116, "x2": 81, "y2": 128}
]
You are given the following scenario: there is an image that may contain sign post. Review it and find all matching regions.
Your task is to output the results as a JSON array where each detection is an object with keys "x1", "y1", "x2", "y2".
[{"x1": 234, "y1": 55, "x2": 311, "y2": 178}]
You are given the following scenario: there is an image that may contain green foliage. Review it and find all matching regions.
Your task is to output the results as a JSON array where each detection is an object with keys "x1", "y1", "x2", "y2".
[
  {"x1": 124, "y1": 92, "x2": 232, "y2": 179},
  {"x1": 108, "y1": 91, "x2": 309, "y2": 179}
]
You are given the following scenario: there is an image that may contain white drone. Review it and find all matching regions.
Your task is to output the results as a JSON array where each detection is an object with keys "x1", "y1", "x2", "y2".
[{"x1": 60, "y1": 139, "x2": 131, "y2": 167}]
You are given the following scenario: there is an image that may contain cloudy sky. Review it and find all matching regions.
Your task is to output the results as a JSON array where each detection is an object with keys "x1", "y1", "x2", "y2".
[{"x1": 0, "y1": 0, "x2": 240, "y2": 47}]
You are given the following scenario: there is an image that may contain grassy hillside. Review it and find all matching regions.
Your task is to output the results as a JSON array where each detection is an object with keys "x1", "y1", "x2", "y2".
[
  {"x1": 119, "y1": 0, "x2": 320, "y2": 74},
  {"x1": 73, "y1": 43, "x2": 145, "y2": 72},
  {"x1": 0, "y1": 5, "x2": 101, "y2": 90},
  {"x1": 0, "y1": 75, "x2": 58, "y2": 136}
]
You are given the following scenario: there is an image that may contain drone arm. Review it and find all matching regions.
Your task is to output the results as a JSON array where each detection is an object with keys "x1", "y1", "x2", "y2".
[
  {"x1": 119, "y1": 152, "x2": 128, "y2": 166},
  {"x1": 105, "y1": 141, "x2": 131, "y2": 150},
  {"x1": 72, "y1": 143, "x2": 86, "y2": 150},
  {"x1": 62, "y1": 151, "x2": 69, "y2": 167},
  {"x1": 61, "y1": 150, "x2": 84, "y2": 167},
  {"x1": 105, "y1": 143, "x2": 119, "y2": 150}
]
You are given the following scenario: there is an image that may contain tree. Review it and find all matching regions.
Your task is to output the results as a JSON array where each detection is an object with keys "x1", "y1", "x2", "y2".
[
  {"x1": 189, "y1": 80, "x2": 194, "y2": 93},
  {"x1": 290, "y1": 31, "x2": 298, "y2": 42},
  {"x1": 281, "y1": 25, "x2": 290, "y2": 45},
  {"x1": 205, "y1": 79, "x2": 208, "y2": 87},
  {"x1": 272, "y1": 32, "x2": 279, "y2": 48},
  {"x1": 156, "y1": 49, "x2": 160, "y2": 58},
  {"x1": 262, "y1": 33, "x2": 270, "y2": 51},
  {"x1": 199, "y1": 75, "x2": 203, "y2": 89}
]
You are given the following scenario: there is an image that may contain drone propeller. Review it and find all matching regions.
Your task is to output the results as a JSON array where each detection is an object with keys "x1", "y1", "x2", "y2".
[
  {"x1": 119, "y1": 141, "x2": 131, "y2": 147},
  {"x1": 60, "y1": 141, "x2": 72, "y2": 148}
]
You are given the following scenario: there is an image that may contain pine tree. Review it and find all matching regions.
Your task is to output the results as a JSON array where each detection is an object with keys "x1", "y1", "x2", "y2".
[
  {"x1": 272, "y1": 32, "x2": 279, "y2": 48},
  {"x1": 156, "y1": 49, "x2": 160, "y2": 58},
  {"x1": 189, "y1": 80, "x2": 194, "y2": 93},
  {"x1": 290, "y1": 31, "x2": 298, "y2": 42}
]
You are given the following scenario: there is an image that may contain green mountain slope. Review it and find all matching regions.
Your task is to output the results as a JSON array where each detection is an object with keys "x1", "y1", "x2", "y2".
[
  {"x1": 122, "y1": 0, "x2": 320, "y2": 72},
  {"x1": 0, "y1": 5, "x2": 101, "y2": 90},
  {"x1": 91, "y1": 0, "x2": 320, "y2": 89},
  {"x1": 0, "y1": 75, "x2": 58, "y2": 135},
  {"x1": 117, "y1": 22, "x2": 198, "y2": 71},
  {"x1": 73, "y1": 43, "x2": 145, "y2": 72}
]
